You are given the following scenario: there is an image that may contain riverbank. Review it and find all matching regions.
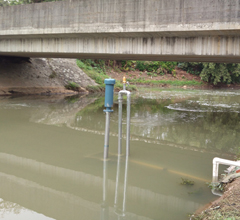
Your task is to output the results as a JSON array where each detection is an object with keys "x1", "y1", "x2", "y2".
[
  {"x1": 0, "y1": 57, "x2": 97, "y2": 96},
  {"x1": 1, "y1": 57, "x2": 240, "y2": 96},
  {"x1": 77, "y1": 59, "x2": 240, "y2": 91},
  {"x1": 191, "y1": 178, "x2": 240, "y2": 219}
]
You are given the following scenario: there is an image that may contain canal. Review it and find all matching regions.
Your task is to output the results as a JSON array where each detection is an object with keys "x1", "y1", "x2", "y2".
[{"x1": 0, "y1": 88, "x2": 239, "y2": 220}]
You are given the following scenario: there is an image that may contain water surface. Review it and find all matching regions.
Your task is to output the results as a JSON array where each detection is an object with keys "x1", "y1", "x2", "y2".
[{"x1": 0, "y1": 88, "x2": 239, "y2": 220}]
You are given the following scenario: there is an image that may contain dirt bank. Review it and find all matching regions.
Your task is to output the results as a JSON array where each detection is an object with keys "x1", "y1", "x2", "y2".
[
  {"x1": 106, "y1": 67, "x2": 240, "y2": 90},
  {"x1": 0, "y1": 57, "x2": 97, "y2": 96},
  {"x1": 191, "y1": 178, "x2": 240, "y2": 219}
]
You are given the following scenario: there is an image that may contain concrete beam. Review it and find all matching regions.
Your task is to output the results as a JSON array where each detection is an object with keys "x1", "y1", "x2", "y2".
[{"x1": 0, "y1": 36, "x2": 240, "y2": 63}]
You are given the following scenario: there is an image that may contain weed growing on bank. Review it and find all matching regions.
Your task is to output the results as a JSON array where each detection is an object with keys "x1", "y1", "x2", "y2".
[
  {"x1": 77, "y1": 59, "x2": 240, "y2": 90},
  {"x1": 76, "y1": 59, "x2": 136, "y2": 92},
  {"x1": 65, "y1": 81, "x2": 80, "y2": 91},
  {"x1": 127, "y1": 78, "x2": 202, "y2": 86}
]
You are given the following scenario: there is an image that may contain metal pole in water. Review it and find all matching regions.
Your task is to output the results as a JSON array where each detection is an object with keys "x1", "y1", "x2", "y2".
[
  {"x1": 101, "y1": 159, "x2": 109, "y2": 220},
  {"x1": 118, "y1": 92, "x2": 123, "y2": 155},
  {"x1": 118, "y1": 77, "x2": 131, "y2": 156},
  {"x1": 104, "y1": 112, "x2": 110, "y2": 159},
  {"x1": 114, "y1": 155, "x2": 121, "y2": 209},
  {"x1": 103, "y1": 79, "x2": 115, "y2": 159},
  {"x1": 126, "y1": 93, "x2": 131, "y2": 157},
  {"x1": 122, "y1": 155, "x2": 129, "y2": 216}
]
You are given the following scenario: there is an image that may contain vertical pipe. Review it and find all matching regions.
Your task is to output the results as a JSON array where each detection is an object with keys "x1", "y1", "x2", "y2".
[
  {"x1": 212, "y1": 161, "x2": 219, "y2": 183},
  {"x1": 103, "y1": 78, "x2": 115, "y2": 159},
  {"x1": 114, "y1": 155, "x2": 121, "y2": 208},
  {"x1": 104, "y1": 112, "x2": 110, "y2": 159},
  {"x1": 122, "y1": 155, "x2": 129, "y2": 216},
  {"x1": 118, "y1": 93, "x2": 123, "y2": 155},
  {"x1": 126, "y1": 93, "x2": 131, "y2": 156},
  {"x1": 101, "y1": 159, "x2": 109, "y2": 220},
  {"x1": 103, "y1": 159, "x2": 108, "y2": 202}
]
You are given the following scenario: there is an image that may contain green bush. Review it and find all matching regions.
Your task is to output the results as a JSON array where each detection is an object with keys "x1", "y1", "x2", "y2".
[
  {"x1": 159, "y1": 61, "x2": 177, "y2": 74},
  {"x1": 120, "y1": 60, "x2": 136, "y2": 71},
  {"x1": 136, "y1": 61, "x2": 177, "y2": 75},
  {"x1": 200, "y1": 63, "x2": 240, "y2": 85},
  {"x1": 136, "y1": 61, "x2": 146, "y2": 71},
  {"x1": 178, "y1": 62, "x2": 240, "y2": 85},
  {"x1": 178, "y1": 62, "x2": 203, "y2": 76}
]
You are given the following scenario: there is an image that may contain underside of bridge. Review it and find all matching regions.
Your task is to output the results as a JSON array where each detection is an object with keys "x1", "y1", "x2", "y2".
[{"x1": 1, "y1": 52, "x2": 240, "y2": 63}]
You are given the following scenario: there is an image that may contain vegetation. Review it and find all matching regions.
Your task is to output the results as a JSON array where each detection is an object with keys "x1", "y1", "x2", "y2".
[
  {"x1": 207, "y1": 182, "x2": 225, "y2": 192},
  {"x1": 65, "y1": 81, "x2": 80, "y2": 91},
  {"x1": 76, "y1": 59, "x2": 203, "y2": 90},
  {"x1": 77, "y1": 59, "x2": 240, "y2": 87},
  {"x1": 135, "y1": 61, "x2": 177, "y2": 74},
  {"x1": 180, "y1": 178, "x2": 195, "y2": 186},
  {"x1": 76, "y1": 59, "x2": 136, "y2": 92},
  {"x1": 127, "y1": 78, "x2": 202, "y2": 86},
  {"x1": 0, "y1": 0, "x2": 61, "y2": 6},
  {"x1": 178, "y1": 62, "x2": 240, "y2": 85}
]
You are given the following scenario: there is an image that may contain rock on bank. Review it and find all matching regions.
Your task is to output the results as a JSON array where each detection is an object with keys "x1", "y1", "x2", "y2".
[{"x1": 0, "y1": 57, "x2": 97, "y2": 95}]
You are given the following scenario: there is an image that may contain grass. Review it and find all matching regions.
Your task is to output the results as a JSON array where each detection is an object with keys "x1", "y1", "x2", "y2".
[{"x1": 127, "y1": 78, "x2": 203, "y2": 86}]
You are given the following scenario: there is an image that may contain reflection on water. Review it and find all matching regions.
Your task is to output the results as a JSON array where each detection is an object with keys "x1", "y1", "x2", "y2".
[
  {"x1": 0, "y1": 199, "x2": 54, "y2": 220},
  {"x1": 73, "y1": 89, "x2": 240, "y2": 154},
  {"x1": 0, "y1": 89, "x2": 239, "y2": 220}
]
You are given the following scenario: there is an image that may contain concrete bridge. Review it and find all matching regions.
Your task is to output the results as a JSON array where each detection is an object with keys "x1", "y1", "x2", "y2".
[{"x1": 0, "y1": 0, "x2": 240, "y2": 62}]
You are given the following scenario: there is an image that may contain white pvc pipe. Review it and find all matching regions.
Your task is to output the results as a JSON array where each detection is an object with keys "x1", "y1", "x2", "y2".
[
  {"x1": 212, "y1": 157, "x2": 240, "y2": 197},
  {"x1": 212, "y1": 157, "x2": 240, "y2": 183},
  {"x1": 114, "y1": 155, "x2": 121, "y2": 208},
  {"x1": 118, "y1": 90, "x2": 131, "y2": 156},
  {"x1": 126, "y1": 93, "x2": 131, "y2": 157},
  {"x1": 122, "y1": 155, "x2": 129, "y2": 215},
  {"x1": 103, "y1": 112, "x2": 110, "y2": 159},
  {"x1": 118, "y1": 93, "x2": 123, "y2": 155}
]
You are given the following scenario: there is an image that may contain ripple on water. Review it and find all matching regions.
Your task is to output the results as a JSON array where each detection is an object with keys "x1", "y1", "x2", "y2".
[
  {"x1": 0, "y1": 103, "x2": 31, "y2": 109},
  {"x1": 167, "y1": 100, "x2": 240, "y2": 113}
]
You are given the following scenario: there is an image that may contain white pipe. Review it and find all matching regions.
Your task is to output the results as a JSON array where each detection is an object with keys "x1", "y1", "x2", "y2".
[
  {"x1": 122, "y1": 155, "x2": 129, "y2": 215},
  {"x1": 118, "y1": 90, "x2": 131, "y2": 156},
  {"x1": 212, "y1": 157, "x2": 240, "y2": 183},
  {"x1": 212, "y1": 157, "x2": 240, "y2": 197},
  {"x1": 126, "y1": 93, "x2": 131, "y2": 157},
  {"x1": 118, "y1": 93, "x2": 123, "y2": 155},
  {"x1": 103, "y1": 112, "x2": 110, "y2": 159},
  {"x1": 114, "y1": 155, "x2": 121, "y2": 208}
]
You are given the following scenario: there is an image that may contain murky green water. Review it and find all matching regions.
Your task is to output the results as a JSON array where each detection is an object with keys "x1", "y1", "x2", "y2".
[{"x1": 0, "y1": 88, "x2": 239, "y2": 220}]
